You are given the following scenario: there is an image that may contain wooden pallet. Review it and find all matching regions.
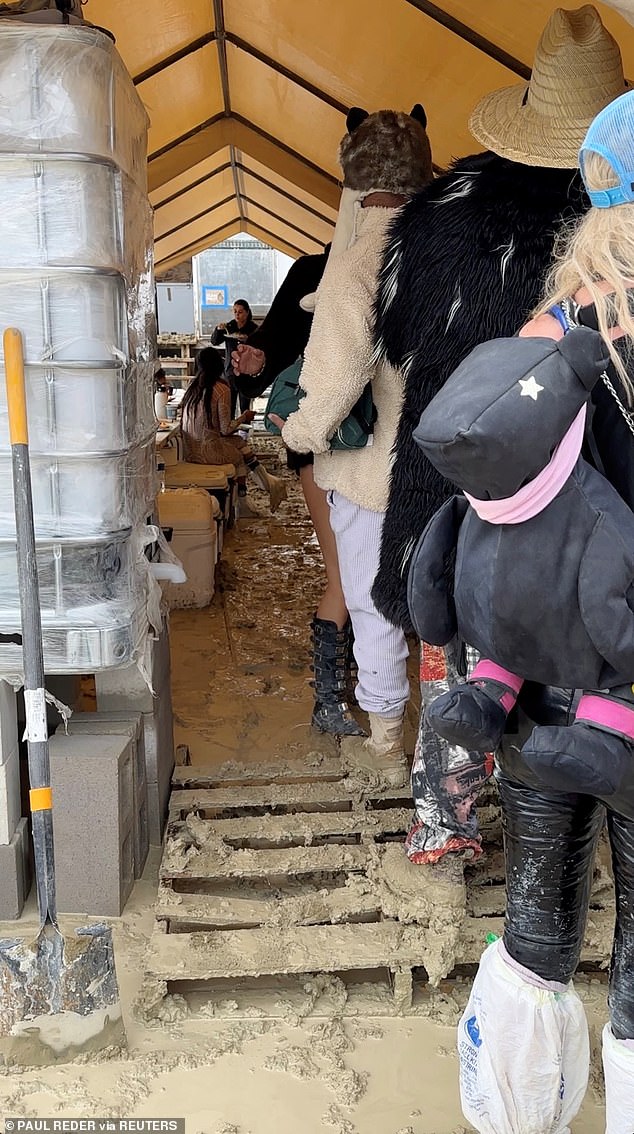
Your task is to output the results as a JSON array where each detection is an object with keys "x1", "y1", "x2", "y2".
[{"x1": 145, "y1": 756, "x2": 615, "y2": 1011}]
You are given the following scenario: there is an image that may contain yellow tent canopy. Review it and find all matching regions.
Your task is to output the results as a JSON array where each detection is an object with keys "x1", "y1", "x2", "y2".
[{"x1": 84, "y1": 0, "x2": 634, "y2": 273}]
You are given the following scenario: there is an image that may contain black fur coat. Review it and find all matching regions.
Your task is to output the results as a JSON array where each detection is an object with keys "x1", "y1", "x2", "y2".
[{"x1": 371, "y1": 151, "x2": 587, "y2": 631}]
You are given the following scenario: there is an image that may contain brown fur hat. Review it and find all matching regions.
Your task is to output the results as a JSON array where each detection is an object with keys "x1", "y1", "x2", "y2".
[{"x1": 338, "y1": 105, "x2": 433, "y2": 195}]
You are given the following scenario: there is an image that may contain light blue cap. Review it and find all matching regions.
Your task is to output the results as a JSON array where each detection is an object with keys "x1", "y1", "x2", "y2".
[{"x1": 580, "y1": 89, "x2": 634, "y2": 208}]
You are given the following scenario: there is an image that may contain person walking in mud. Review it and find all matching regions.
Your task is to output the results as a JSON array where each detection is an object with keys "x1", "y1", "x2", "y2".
[
  {"x1": 229, "y1": 246, "x2": 367, "y2": 737},
  {"x1": 370, "y1": 5, "x2": 628, "y2": 860},
  {"x1": 271, "y1": 104, "x2": 434, "y2": 786}
]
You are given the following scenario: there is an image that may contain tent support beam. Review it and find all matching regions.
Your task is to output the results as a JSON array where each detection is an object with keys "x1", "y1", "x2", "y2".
[
  {"x1": 148, "y1": 117, "x2": 341, "y2": 211},
  {"x1": 244, "y1": 222, "x2": 308, "y2": 257},
  {"x1": 236, "y1": 163, "x2": 334, "y2": 225},
  {"x1": 133, "y1": 33, "x2": 216, "y2": 85},
  {"x1": 156, "y1": 194, "x2": 236, "y2": 242},
  {"x1": 225, "y1": 32, "x2": 349, "y2": 115},
  {"x1": 152, "y1": 161, "x2": 233, "y2": 209},
  {"x1": 242, "y1": 195, "x2": 324, "y2": 246},
  {"x1": 153, "y1": 160, "x2": 334, "y2": 228},
  {"x1": 404, "y1": 0, "x2": 530, "y2": 78},
  {"x1": 155, "y1": 220, "x2": 242, "y2": 271}
]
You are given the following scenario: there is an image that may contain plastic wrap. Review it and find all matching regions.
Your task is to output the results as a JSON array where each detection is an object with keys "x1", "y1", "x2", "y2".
[
  {"x1": 0, "y1": 22, "x2": 159, "y2": 675},
  {"x1": 125, "y1": 195, "x2": 157, "y2": 365},
  {"x1": 0, "y1": 532, "x2": 136, "y2": 612},
  {"x1": 495, "y1": 764, "x2": 605, "y2": 983},
  {"x1": 0, "y1": 155, "x2": 151, "y2": 273},
  {"x1": 0, "y1": 361, "x2": 155, "y2": 453},
  {"x1": 0, "y1": 524, "x2": 168, "y2": 674},
  {"x1": 0, "y1": 436, "x2": 157, "y2": 538},
  {"x1": 0, "y1": 267, "x2": 155, "y2": 367},
  {"x1": 0, "y1": 25, "x2": 148, "y2": 190},
  {"x1": 0, "y1": 268, "x2": 127, "y2": 362}
]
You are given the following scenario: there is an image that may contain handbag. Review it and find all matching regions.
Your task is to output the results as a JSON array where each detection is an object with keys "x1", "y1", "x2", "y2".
[{"x1": 264, "y1": 358, "x2": 377, "y2": 450}]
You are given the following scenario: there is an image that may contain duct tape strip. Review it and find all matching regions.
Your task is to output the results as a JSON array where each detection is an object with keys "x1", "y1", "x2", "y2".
[
  {"x1": 29, "y1": 786, "x2": 52, "y2": 812},
  {"x1": 23, "y1": 687, "x2": 48, "y2": 743}
]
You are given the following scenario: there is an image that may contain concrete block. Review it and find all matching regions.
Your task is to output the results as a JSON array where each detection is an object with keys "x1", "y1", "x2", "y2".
[
  {"x1": 144, "y1": 688, "x2": 174, "y2": 846},
  {"x1": 95, "y1": 622, "x2": 171, "y2": 713},
  {"x1": 142, "y1": 693, "x2": 174, "y2": 789},
  {"x1": 64, "y1": 712, "x2": 147, "y2": 876},
  {"x1": 0, "y1": 748, "x2": 21, "y2": 846},
  {"x1": 136, "y1": 785, "x2": 149, "y2": 874},
  {"x1": 0, "y1": 818, "x2": 30, "y2": 919},
  {"x1": 66, "y1": 710, "x2": 146, "y2": 795},
  {"x1": 49, "y1": 732, "x2": 135, "y2": 916},
  {"x1": 0, "y1": 680, "x2": 18, "y2": 766},
  {"x1": 144, "y1": 689, "x2": 173, "y2": 843},
  {"x1": 146, "y1": 777, "x2": 171, "y2": 847}
]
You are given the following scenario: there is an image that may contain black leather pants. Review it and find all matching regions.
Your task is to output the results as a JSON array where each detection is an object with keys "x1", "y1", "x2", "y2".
[{"x1": 497, "y1": 746, "x2": 634, "y2": 1039}]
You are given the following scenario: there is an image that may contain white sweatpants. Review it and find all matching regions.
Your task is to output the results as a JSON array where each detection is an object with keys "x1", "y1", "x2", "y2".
[{"x1": 327, "y1": 490, "x2": 409, "y2": 717}]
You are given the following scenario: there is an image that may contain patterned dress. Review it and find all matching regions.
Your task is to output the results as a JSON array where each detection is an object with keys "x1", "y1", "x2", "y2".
[{"x1": 181, "y1": 381, "x2": 252, "y2": 473}]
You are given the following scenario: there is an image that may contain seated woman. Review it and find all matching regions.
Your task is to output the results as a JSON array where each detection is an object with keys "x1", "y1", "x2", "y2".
[{"x1": 180, "y1": 347, "x2": 286, "y2": 513}]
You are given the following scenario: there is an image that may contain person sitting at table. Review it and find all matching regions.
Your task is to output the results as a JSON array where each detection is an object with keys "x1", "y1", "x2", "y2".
[
  {"x1": 154, "y1": 367, "x2": 172, "y2": 394},
  {"x1": 180, "y1": 346, "x2": 286, "y2": 514}
]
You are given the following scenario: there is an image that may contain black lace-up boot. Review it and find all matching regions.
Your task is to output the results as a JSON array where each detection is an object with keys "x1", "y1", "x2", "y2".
[{"x1": 310, "y1": 616, "x2": 367, "y2": 737}]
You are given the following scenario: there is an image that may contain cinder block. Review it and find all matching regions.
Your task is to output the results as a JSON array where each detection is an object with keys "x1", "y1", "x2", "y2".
[
  {"x1": 0, "y1": 680, "x2": 18, "y2": 766},
  {"x1": 95, "y1": 622, "x2": 171, "y2": 713},
  {"x1": 0, "y1": 748, "x2": 21, "y2": 846},
  {"x1": 0, "y1": 818, "x2": 30, "y2": 919},
  {"x1": 142, "y1": 694, "x2": 174, "y2": 788},
  {"x1": 144, "y1": 693, "x2": 174, "y2": 845},
  {"x1": 49, "y1": 732, "x2": 135, "y2": 916},
  {"x1": 136, "y1": 786, "x2": 149, "y2": 870},
  {"x1": 64, "y1": 712, "x2": 147, "y2": 877}
]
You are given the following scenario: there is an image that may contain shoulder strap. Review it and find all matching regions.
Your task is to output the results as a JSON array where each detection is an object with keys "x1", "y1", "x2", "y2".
[
  {"x1": 548, "y1": 302, "x2": 574, "y2": 334},
  {"x1": 547, "y1": 300, "x2": 607, "y2": 473}
]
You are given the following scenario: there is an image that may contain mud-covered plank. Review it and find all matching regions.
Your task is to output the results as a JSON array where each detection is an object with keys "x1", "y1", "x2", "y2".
[
  {"x1": 457, "y1": 908, "x2": 614, "y2": 966},
  {"x1": 156, "y1": 884, "x2": 381, "y2": 929},
  {"x1": 168, "y1": 781, "x2": 407, "y2": 819},
  {"x1": 172, "y1": 755, "x2": 342, "y2": 789},
  {"x1": 161, "y1": 842, "x2": 371, "y2": 882},
  {"x1": 145, "y1": 921, "x2": 424, "y2": 980},
  {"x1": 466, "y1": 887, "x2": 506, "y2": 919},
  {"x1": 167, "y1": 807, "x2": 412, "y2": 846}
]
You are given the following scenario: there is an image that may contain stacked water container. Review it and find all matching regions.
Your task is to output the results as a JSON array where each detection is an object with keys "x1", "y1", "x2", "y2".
[{"x1": 0, "y1": 22, "x2": 158, "y2": 673}]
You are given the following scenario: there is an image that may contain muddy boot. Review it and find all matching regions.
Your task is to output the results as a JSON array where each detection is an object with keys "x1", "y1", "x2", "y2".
[
  {"x1": 249, "y1": 463, "x2": 287, "y2": 513},
  {"x1": 236, "y1": 489, "x2": 263, "y2": 519},
  {"x1": 310, "y1": 616, "x2": 366, "y2": 738},
  {"x1": 341, "y1": 712, "x2": 408, "y2": 787}
]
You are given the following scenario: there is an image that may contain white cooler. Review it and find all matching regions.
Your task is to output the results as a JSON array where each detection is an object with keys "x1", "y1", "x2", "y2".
[{"x1": 157, "y1": 489, "x2": 218, "y2": 609}]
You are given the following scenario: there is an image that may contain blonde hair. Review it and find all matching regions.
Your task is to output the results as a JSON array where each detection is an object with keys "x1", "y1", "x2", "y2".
[{"x1": 537, "y1": 151, "x2": 634, "y2": 403}]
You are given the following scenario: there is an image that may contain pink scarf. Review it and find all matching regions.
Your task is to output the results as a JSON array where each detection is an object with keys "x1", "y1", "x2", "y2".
[{"x1": 464, "y1": 405, "x2": 586, "y2": 525}]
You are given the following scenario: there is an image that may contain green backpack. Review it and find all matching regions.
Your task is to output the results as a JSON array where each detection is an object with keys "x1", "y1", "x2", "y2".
[{"x1": 264, "y1": 358, "x2": 377, "y2": 450}]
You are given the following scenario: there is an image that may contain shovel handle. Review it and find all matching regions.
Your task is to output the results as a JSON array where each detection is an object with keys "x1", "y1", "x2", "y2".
[
  {"x1": 4, "y1": 328, "x2": 28, "y2": 446},
  {"x1": 3, "y1": 328, "x2": 57, "y2": 927}
]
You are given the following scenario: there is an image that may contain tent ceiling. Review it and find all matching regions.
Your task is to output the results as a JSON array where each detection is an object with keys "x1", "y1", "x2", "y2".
[{"x1": 84, "y1": 0, "x2": 634, "y2": 271}]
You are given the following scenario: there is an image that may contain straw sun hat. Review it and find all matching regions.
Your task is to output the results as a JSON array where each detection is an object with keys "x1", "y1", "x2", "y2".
[{"x1": 469, "y1": 5, "x2": 628, "y2": 168}]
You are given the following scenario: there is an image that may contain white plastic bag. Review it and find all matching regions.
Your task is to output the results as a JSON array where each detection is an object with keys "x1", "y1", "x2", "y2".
[
  {"x1": 458, "y1": 940, "x2": 589, "y2": 1134},
  {"x1": 603, "y1": 1022, "x2": 634, "y2": 1134}
]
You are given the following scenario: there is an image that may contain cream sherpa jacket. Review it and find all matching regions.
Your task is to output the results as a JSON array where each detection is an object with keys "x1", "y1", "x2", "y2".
[{"x1": 281, "y1": 207, "x2": 404, "y2": 513}]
